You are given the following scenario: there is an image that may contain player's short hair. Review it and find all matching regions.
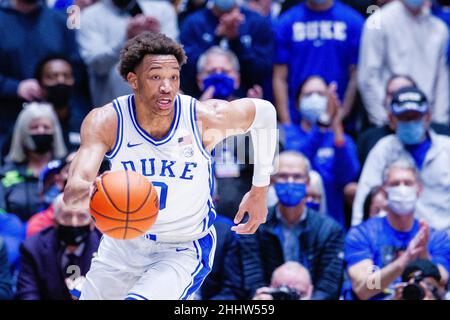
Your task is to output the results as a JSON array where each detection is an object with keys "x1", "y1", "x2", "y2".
[
  {"x1": 118, "y1": 32, "x2": 187, "y2": 80},
  {"x1": 196, "y1": 46, "x2": 240, "y2": 74}
]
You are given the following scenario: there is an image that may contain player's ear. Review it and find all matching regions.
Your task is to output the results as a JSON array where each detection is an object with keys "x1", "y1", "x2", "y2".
[{"x1": 127, "y1": 72, "x2": 138, "y2": 91}]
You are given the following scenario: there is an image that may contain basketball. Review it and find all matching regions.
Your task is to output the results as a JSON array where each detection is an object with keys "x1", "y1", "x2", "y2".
[{"x1": 89, "y1": 170, "x2": 159, "y2": 240}]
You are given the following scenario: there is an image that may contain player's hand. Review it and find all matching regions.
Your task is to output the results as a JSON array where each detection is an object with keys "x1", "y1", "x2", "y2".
[
  {"x1": 231, "y1": 185, "x2": 268, "y2": 234},
  {"x1": 17, "y1": 79, "x2": 42, "y2": 101}
]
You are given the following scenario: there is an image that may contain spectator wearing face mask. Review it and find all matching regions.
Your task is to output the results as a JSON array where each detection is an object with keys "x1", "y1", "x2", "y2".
[
  {"x1": 283, "y1": 76, "x2": 360, "y2": 228},
  {"x1": 0, "y1": 103, "x2": 67, "y2": 222},
  {"x1": 239, "y1": 151, "x2": 345, "y2": 300},
  {"x1": 77, "y1": 0, "x2": 178, "y2": 107},
  {"x1": 27, "y1": 153, "x2": 109, "y2": 238},
  {"x1": 357, "y1": 75, "x2": 450, "y2": 166},
  {"x1": 0, "y1": 0, "x2": 86, "y2": 151},
  {"x1": 16, "y1": 194, "x2": 100, "y2": 300},
  {"x1": 35, "y1": 55, "x2": 83, "y2": 152},
  {"x1": 352, "y1": 87, "x2": 450, "y2": 234},
  {"x1": 344, "y1": 158, "x2": 450, "y2": 300},
  {"x1": 180, "y1": 0, "x2": 274, "y2": 98},
  {"x1": 272, "y1": 0, "x2": 364, "y2": 127},
  {"x1": 358, "y1": 0, "x2": 449, "y2": 127}
]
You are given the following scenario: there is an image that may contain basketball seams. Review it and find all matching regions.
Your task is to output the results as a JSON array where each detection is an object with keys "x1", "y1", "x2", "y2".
[
  {"x1": 100, "y1": 173, "x2": 128, "y2": 214},
  {"x1": 103, "y1": 226, "x2": 145, "y2": 234},
  {"x1": 127, "y1": 178, "x2": 153, "y2": 214},
  {"x1": 90, "y1": 170, "x2": 159, "y2": 240},
  {"x1": 90, "y1": 206, "x2": 156, "y2": 222}
]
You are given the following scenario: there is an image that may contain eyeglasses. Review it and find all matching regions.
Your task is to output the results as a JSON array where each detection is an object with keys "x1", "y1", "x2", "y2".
[{"x1": 273, "y1": 173, "x2": 308, "y2": 183}]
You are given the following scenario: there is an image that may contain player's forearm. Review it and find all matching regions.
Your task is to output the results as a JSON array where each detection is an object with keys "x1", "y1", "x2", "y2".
[
  {"x1": 272, "y1": 70, "x2": 291, "y2": 124},
  {"x1": 63, "y1": 176, "x2": 92, "y2": 209},
  {"x1": 247, "y1": 99, "x2": 277, "y2": 187}
]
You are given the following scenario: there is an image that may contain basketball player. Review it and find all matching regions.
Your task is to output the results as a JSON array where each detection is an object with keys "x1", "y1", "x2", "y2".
[{"x1": 62, "y1": 32, "x2": 277, "y2": 300}]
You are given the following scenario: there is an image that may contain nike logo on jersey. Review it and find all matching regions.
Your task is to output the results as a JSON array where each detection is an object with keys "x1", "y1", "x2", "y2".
[
  {"x1": 127, "y1": 142, "x2": 143, "y2": 148},
  {"x1": 176, "y1": 248, "x2": 189, "y2": 252}
]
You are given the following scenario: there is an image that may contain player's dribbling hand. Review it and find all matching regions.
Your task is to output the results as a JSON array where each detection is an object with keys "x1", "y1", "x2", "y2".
[{"x1": 231, "y1": 185, "x2": 268, "y2": 234}]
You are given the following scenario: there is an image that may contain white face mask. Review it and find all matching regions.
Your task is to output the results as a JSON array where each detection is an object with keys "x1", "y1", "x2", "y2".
[
  {"x1": 299, "y1": 93, "x2": 327, "y2": 124},
  {"x1": 385, "y1": 185, "x2": 418, "y2": 216}
]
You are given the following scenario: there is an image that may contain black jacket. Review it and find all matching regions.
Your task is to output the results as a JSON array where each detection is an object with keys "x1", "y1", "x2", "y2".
[
  {"x1": 0, "y1": 237, "x2": 13, "y2": 300},
  {"x1": 16, "y1": 227, "x2": 100, "y2": 300},
  {"x1": 201, "y1": 216, "x2": 246, "y2": 300},
  {"x1": 239, "y1": 206, "x2": 345, "y2": 300}
]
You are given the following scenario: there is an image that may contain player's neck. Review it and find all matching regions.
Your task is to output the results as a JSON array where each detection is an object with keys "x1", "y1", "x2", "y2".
[{"x1": 134, "y1": 98, "x2": 175, "y2": 140}]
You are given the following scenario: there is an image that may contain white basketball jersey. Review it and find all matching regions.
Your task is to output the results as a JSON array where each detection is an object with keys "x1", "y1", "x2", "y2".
[{"x1": 105, "y1": 94, "x2": 216, "y2": 242}]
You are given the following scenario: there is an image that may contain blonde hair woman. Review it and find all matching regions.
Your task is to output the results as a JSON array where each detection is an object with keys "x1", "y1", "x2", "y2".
[{"x1": 0, "y1": 102, "x2": 67, "y2": 221}]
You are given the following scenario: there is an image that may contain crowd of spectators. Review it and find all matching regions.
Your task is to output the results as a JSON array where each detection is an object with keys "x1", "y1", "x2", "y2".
[{"x1": 1, "y1": 0, "x2": 450, "y2": 300}]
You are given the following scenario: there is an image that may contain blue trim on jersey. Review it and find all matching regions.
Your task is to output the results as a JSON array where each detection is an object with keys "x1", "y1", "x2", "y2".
[
  {"x1": 126, "y1": 293, "x2": 148, "y2": 300},
  {"x1": 180, "y1": 230, "x2": 215, "y2": 300},
  {"x1": 105, "y1": 98, "x2": 124, "y2": 159},
  {"x1": 128, "y1": 94, "x2": 181, "y2": 146},
  {"x1": 144, "y1": 234, "x2": 157, "y2": 241},
  {"x1": 189, "y1": 98, "x2": 212, "y2": 161}
]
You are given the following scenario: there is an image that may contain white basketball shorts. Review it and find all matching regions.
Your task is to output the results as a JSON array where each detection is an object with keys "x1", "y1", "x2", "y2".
[{"x1": 79, "y1": 227, "x2": 216, "y2": 300}]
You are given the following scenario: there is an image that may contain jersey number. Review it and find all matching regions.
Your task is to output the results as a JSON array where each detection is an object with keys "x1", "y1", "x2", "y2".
[{"x1": 152, "y1": 181, "x2": 168, "y2": 210}]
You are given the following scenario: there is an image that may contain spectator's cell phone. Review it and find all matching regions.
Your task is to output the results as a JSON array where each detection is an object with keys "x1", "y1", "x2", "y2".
[{"x1": 128, "y1": 1, "x2": 143, "y2": 17}]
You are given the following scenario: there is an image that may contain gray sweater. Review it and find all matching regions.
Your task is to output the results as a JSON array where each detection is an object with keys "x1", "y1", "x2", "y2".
[{"x1": 358, "y1": 1, "x2": 449, "y2": 126}]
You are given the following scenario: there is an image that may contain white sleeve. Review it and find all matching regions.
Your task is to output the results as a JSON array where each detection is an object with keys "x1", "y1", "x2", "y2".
[{"x1": 246, "y1": 99, "x2": 278, "y2": 187}]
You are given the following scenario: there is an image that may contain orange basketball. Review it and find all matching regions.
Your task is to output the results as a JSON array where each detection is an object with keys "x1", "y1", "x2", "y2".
[{"x1": 89, "y1": 170, "x2": 159, "y2": 240}]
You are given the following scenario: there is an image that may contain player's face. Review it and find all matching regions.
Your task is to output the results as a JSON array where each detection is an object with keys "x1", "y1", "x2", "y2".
[{"x1": 131, "y1": 54, "x2": 180, "y2": 115}]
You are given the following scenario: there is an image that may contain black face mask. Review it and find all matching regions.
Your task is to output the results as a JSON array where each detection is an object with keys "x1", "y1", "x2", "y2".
[
  {"x1": 112, "y1": 0, "x2": 134, "y2": 9},
  {"x1": 30, "y1": 134, "x2": 53, "y2": 154},
  {"x1": 21, "y1": 0, "x2": 40, "y2": 4},
  {"x1": 45, "y1": 84, "x2": 72, "y2": 109},
  {"x1": 57, "y1": 225, "x2": 91, "y2": 246}
]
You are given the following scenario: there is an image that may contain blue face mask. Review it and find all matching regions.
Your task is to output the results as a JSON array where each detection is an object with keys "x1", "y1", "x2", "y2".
[
  {"x1": 306, "y1": 201, "x2": 321, "y2": 211},
  {"x1": 213, "y1": 0, "x2": 236, "y2": 12},
  {"x1": 275, "y1": 183, "x2": 307, "y2": 207},
  {"x1": 202, "y1": 72, "x2": 235, "y2": 100},
  {"x1": 404, "y1": 0, "x2": 424, "y2": 10},
  {"x1": 396, "y1": 119, "x2": 426, "y2": 145}
]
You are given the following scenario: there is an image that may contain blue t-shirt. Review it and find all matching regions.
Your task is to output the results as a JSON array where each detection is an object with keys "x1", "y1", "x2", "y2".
[
  {"x1": 274, "y1": 2, "x2": 364, "y2": 123},
  {"x1": 344, "y1": 216, "x2": 450, "y2": 300},
  {"x1": 404, "y1": 136, "x2": 432, "y2": 169}
]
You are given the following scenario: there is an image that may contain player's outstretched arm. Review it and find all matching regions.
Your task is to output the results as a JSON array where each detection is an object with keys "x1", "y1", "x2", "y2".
[
  {"x1": 197, "y1": 98, "x2": 277, "y2": 234},
  {"x1": 63, "y1": 104, "x2": 117, "y2": 213}
]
